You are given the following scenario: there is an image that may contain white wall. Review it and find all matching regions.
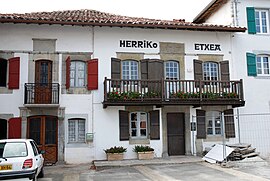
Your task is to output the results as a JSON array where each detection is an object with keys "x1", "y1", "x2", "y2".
[
  {"x1": 205, "y1": 0, "x2": 233, "y2": 25},
  {"x1": 0, "y1": 23, "x2": 236, "y2": 162}
]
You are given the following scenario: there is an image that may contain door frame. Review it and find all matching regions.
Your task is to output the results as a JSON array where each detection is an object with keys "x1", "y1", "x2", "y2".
[
  {"x1": 167, "y1": 112, "x2": 185, "y2": 156},
  {"x1": 27, "y1": 115, "x2": 58, "y2": 164}
]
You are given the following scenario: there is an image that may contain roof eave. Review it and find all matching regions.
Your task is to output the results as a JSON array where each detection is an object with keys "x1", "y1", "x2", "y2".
[{"x1": 0, "y1": 19, "x2": 246, "y2": 32}]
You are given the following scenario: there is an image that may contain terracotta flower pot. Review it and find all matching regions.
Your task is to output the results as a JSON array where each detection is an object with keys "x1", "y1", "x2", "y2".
[
  {"x1": 106, "y1": 153, "x2": 124, "y2": 161},
  {"x1": 137, "y1": 151, "x2": 154, "y2": 160}
]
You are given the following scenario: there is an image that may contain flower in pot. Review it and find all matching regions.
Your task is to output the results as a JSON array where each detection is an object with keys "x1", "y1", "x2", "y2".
[
  {"x1": 133, "y1": 145, "x2": 155, "y2": 160},
  {"x1": 104, "y1": 146, "x2": 127, "y2": 161}
]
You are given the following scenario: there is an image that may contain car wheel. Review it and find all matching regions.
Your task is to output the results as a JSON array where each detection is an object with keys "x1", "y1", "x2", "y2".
[
  {"x1": 38, "y1": 167, "x2": 44, "y2": 178},
  {"x1": 32, "y1": 173, "x2": 38, "y2": 181}
]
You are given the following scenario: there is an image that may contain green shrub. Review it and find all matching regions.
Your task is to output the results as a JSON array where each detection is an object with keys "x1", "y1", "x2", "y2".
[
  {"x1": 133, "y1": 145, "x2": 154, "y2": 152},
  {"x1": 104, "y1": 146, "x2": 127, "y2": 153}
]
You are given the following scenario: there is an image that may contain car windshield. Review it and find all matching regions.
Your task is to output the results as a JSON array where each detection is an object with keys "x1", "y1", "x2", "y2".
[{"x1": 0, "y1": 142, "x2": 28, "y2": 158}]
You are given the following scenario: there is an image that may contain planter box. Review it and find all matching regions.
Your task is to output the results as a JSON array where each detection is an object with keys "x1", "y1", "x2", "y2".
[
  {"x1": 137, "y1": 151, "x2": 154, "y2": 160},
  {"x1": 106, "y1": 153, "x2": 124, "y2": 161}
]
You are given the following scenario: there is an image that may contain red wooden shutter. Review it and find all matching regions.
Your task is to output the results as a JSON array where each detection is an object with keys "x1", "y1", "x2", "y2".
[
  {"x1": 87, "y1": 59, "x2": 98, "y2": 90},
  {"x1": 66, "y1": 56, "x2": 71, "y2": 89},
  {"x1": 8, "y1": 57, "x2": 20, "y2": 89},
  {"x1": 8, "y1": 117, "x2": 22, "y2": 139}
]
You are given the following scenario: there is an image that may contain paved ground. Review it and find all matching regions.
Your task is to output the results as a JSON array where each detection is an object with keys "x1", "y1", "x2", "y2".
[{"x1": 39, "y1": 157, "x2": 270, "y2": 181}]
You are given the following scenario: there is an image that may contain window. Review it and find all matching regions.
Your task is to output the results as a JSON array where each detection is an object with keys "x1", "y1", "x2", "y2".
[
  {"x1": 130, "y1": 112, "x2": 147, "y2": 138},
  {"x1": 0, "y1": 59, "x2": 7, "y2": 87},
  {"x1": 203, "y1": 62, "x2": 218, "y2": 81},
  {"x1": 256, "y1": 55, "x2": 270, "y2": 75},
  {"x1": 165, "y1": 61, "x2": 179, "y2": 80},
  {"x1": 68, "y1": 118, "x2": 85, "y2": 143},
  {"x1": 255, "y1": 10, "x2": 269, "y2": 34},
  {"x1": 122, "y1": 60, "x2": 138, "y2": 80},
  {"x1": 70, "y1": 61, "x2": 86, "y2": 87},
  {"x1": 206, "y1": 111, "x2": 221, "y2": 136},
  {"x1": 0, "y1": 142, "x2": 27, "y2": 158},
  {"x1": 30, "y1": 141, "x2": 38, "y2": 156}
]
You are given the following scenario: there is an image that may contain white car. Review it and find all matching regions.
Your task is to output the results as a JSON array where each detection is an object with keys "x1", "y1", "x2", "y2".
[{"x1": 0, "y1": 139, "x2": 44, "y2": 180}]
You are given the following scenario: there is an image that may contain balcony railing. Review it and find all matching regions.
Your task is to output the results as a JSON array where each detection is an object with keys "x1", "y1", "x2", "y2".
[
  {"x1": 24, "y1": 83, "x2": 60, "y2": 104},
  {"x1": 103, "y1": 78, "x2": 245, "y2": 108}
]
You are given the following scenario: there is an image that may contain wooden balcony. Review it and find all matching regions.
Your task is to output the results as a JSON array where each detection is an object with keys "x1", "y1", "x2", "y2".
[
  {"x1": 24, "y1": 83, "x2": 60, "y2": 105},
  {"x1": 103, "y1": 78, "x2": 245, "y2": 108}
]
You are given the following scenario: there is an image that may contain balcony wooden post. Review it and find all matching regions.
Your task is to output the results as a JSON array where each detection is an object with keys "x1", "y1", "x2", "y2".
[
  {"x1": 161, "y1": 78, "x2": 164, "y2": 102},
  {"x1": 104, "y1": 77, "x2": 107, "y2": 102},
  {"x1": 199, "y1": 79, "x2": 202, "y2": 102},
  {"x1": 240, "y1": 79, "x2": 244, "y2": 100}
]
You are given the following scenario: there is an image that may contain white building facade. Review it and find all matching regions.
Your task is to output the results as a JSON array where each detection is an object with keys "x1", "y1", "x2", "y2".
[
  {"x1": 0, "y1": 10, "x2": 245, "y2": 163},
  {"x1": 194, "y1": 0, "x2": 270, "y2": 158}
]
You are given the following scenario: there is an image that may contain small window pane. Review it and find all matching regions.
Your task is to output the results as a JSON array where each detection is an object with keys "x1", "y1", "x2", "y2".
[
  {"x1": 68, "y1": 119, "x2": 86, "y2": 143},
  {"x1": 68, "y1": 120, "x2": 76, "y2": 142},
  {"x1": 70, "y1": 61, "x2": 86, "y2": 87}
]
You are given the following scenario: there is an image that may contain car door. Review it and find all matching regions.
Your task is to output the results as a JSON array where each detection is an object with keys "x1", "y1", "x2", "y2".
[{"x1": 30, "y1": 141, "x2": 43, "y2": 173}]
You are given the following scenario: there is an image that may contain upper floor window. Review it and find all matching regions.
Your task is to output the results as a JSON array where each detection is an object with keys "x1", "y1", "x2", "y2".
[
  {"x1": 0, "y1": 59, "x2": 7, "y2": 87},
  {"x1": 255, "y1": 10, "x2": 269, "y2": 34},
  {"x1": 257, "y1": 55, "x2": 270, "y2": 75},
  {"x1": 130, "y1": 112, "x2": 147, "y2": 139},
  {"x1": 206, "y1": 111, "x2": 221, "y2": 136},
  {"x1": 68, "y1": 118, "x2": 85, "y2": 143},
  {"x1": 70, "y1": 61, "x2": 86, "y2": 87},
  {"x1": 122, "y1": 60, "x2": 138, "y2": 80},
  {"x1": 203, "y1": 62, "x2": 218, "y2": 81},
  {"x1": 165, "y1": 61, "x2": 179, "y2": 80}
]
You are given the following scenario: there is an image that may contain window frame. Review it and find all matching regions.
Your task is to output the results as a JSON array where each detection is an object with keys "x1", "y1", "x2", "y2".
[
  {"x1": 203, "y1": 61, "x2": 219, "y2": 82},
  {"x1": 255, "y1": 9, "x2": 269, "y2": 34},
  {"x1": 129, "y1": 112, "x2": 148, "y2": 139},
  {"x1": 70, "y1": 60, "x2": 86, "y2": 88},
  {"x1": 256, "y1": 55, "x2": 270, "y2": 76},
  {"x1": 68, "y1": 118, "x2": 86, "y2": 143},
  {"x1": 206, "y1": 111, "x2": 222, "y2": 136},
  {"x1": 165, "y1": 60, "x2": 179, "y2": 80},
  {"x1": 0, "y1": 58, "x2": 8, "y2": 87},
  {"x1": 121, "y1": 60, "x2": 139, "y2": 80}
]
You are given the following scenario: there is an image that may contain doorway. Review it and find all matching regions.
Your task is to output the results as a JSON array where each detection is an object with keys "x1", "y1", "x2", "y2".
[
  {"x1": 27, "y1": 116, "x2": 58, "y2": 164},
  {"x1": 0, "y1": 119, "x2": 7, "y2": 139},
  {"x1": 167, "y1": 113, "x2": 185, "y2": 155},
  {"x1": 34, "y1": 60, "x2": 52, "y2": 104}
]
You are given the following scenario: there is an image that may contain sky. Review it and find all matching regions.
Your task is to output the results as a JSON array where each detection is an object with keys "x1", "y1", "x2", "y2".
[{"x1": 0, "y1": 0, "x2": 212, "y2": 22}]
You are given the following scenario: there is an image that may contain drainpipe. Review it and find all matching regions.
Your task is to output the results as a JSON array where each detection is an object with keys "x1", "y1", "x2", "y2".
[{"x1": 232, "y1": 0, "x2": 239, "y2": 26}]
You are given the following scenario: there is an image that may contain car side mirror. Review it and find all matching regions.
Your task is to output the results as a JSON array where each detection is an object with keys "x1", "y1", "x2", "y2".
[{"x1": 40, "y1": 150, "x2": 45, "y2": 154}]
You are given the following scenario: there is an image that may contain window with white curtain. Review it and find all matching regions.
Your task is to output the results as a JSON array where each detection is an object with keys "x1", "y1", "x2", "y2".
[
  {"x1": 165, "y1": 61, "x2": 179, "y2": 80},
  {"x1": 68, "y1": 118, "x2": 85, "y2": 143},
  {"x1": 203, "y1": 62, "x2": 219, "y2": 81},
  {"x1": 206, "y1": 111, "x2": 221, "y2": 136},
  {"x1": 130, "y1": 112, "x2": 148, "y2": 138},
  {"x1": 257, "y1": 55, "x2": 270, "y2": 75},
  {"x1": 122, "y1": 60, "x2": 138, "y2": 80},
  {"x1": 255, "y1": 9, "x2": 269, "y2": 34},
  {"x1": 70, "y1": 61, "x2": 86, "y2": 87}
]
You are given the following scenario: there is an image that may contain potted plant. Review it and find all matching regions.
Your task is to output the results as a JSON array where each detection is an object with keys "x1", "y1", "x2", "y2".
[
  {"x1": 133, "y1": 145, "x2": 155, "y2": 160},
  {"x1": 104, "y1": 146, "x2": 127, "y2": 161}
]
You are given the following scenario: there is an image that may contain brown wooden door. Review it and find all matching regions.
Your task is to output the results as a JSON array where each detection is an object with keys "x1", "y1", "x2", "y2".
[
  {"x1": 35, "y1": 60, "x2": 52, "y2": 104},
  {"x1": 167, "y1": 113, "x2": 185, "y2": 155},
  {"x1": 28, "y1": 116, "x2": 58, "y2": 164}
]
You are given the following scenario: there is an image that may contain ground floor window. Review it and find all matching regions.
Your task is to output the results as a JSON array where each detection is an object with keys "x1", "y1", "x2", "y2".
[
  {"x1": 68, "y1": 118, "x2": 85, "y2": 143},
  {"x1": 130, "y1": 112, "x2": 148, "y2": 138},
  {"x1": 206, "y1": 111, "x2": 221, "y2": 136}
]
